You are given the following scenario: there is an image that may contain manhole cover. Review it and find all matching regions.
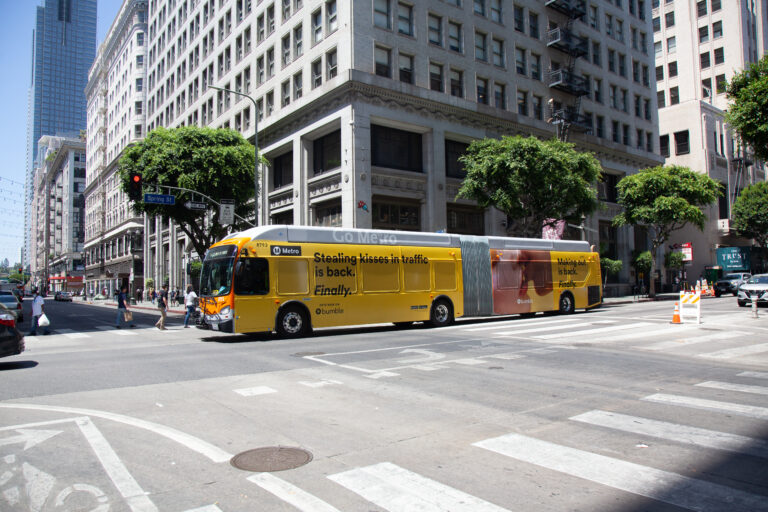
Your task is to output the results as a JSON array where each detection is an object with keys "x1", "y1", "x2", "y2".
[{"x1": 230, "y1": 446, "x2": 313, "y2": 472}]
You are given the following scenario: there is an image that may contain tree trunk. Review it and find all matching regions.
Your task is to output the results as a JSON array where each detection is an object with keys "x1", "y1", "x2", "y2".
[{"x1": 649, "y1": 244, "x2": 658, "y2": 298}]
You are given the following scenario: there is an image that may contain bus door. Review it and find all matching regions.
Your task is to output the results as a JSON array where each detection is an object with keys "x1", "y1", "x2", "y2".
[{"x1": 233, "y1": 256, "x2": 274, "y2": 333}]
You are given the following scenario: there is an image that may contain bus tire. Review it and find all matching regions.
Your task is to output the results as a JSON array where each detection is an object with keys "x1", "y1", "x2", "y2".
[
  {"x1": 430, "y1": 299, "x2": 454, "y2": 327},
  {"x1": 276, "y1": 305, "x2": 311, "y2": 338},
  {"x1": 559, "y1": 292, "x2": 575, "y2": 315}
]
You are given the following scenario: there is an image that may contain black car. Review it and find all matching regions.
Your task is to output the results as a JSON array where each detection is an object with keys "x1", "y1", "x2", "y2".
[
  {"x1": 0, "y1": 308, "x2": 25, "y2": 359},
  {"x1": 714, "y1": 272, "x2": 751, "y2": 297}
]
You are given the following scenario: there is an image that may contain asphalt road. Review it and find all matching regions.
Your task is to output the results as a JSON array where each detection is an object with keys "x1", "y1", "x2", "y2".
[{"x1": 0, "y1": 296, "x2": 767, "y2": 511}]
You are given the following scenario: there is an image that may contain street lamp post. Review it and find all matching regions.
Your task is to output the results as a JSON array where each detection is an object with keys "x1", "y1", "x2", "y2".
[{"x1": 209, "y1": 85, "x2": 260, "y2": 226}]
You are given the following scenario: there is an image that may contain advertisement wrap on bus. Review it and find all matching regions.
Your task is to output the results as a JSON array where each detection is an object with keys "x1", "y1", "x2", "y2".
[{"x1": 196, "y1": 226, "x2": 602, "y2": 337}]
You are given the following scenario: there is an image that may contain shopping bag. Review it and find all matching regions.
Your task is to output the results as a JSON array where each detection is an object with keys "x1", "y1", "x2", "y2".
[
  {"x1": 38, "y1": 313, "x2": 50, "y2": 327},
  {"x1": 124, "y1": 311, "x2": 133, "y2": 322}
]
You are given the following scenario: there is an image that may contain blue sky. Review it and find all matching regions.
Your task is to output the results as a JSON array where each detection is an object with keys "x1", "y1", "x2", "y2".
[{"x1": 0, "y1": 0, "x2": 123, "y2": 267}]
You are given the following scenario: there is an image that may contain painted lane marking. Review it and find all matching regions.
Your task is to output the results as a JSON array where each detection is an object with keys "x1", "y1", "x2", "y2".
[
  {"x1": 487, "y1": 353, "x2": 526, "y2": 360},
  {"x1": 452, "y1": 358, "x2": 487, "y2": 365},
  {"x1": 698, "y1": 343, "x2": 768, "y2": 360},
  {"x1": 234, "y1": 386, "x2": 277, "y2": 396},
  {"x1": 738, "y1": 371, "x2": 768, "y2": 379},
  {"x1": 411, "y1": 365, "x2": 446, "y2": 371},
  {"x1": 76, "y1": 417, "x2": 158, "y2": 512},
  {"x1": 182, "y1": 506, "x2": 224, "y2": 512},
  {"x1": 0, "y1": 404, "x2": 232, "y2": 463},
  {"x1": 328, "y1": 462, "x2": 510, "y2": 512},
  {"x1": 641, "y1": 394, "x2": 768, "y2": 420},
  {"x1": 640, "y1": 331, "x2": 743, "y2": 351},
  {"x1": 56, "y1": 329, "x2": 91, "y2": 339},
  {"x1": 298, "y1": 380, "x2": 343, "y2": 388},
  {"x1": 248, "y1": 473, "x2": 342, "y2": 512},
  {"x1": 570, "y1": 410, "x2": 768, "y2": 459},
  {"x1": 696, "y1": 380, "x2": 768, "y2": 396},
  {"x1": 494, "y1": 322, "x2": 593, "y2": 336},
  {"x1": 398, "y1": 349, "x2": 446, "y2": 364},
  {"x1": 462, "y1": 317, "x2": 594, "y2": 332},
  {"x1": 533, "y1": 322, "x2": 653, "y2": 340},
  {"x1": 473, "y1": 433, "x2": 768, "y2": 511},
  {"x1": 0, "y1": 429, "x2": 61, "y2": 450}
]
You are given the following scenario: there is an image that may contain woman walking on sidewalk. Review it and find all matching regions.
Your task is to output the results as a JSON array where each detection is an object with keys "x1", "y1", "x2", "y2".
[
  {"x1": 155, "y1": 284, "x2": 169, "y2": 330},
  {"x1": 115, "y1": 285, "x2": 135, "y2": 329},
  {"x1": 183, "y1": 285, "x2": 198, "y2": 328}
]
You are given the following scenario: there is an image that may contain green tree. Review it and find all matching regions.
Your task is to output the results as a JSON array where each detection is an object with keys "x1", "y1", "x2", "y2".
[
  {"x1": 725, "y1": 55, "x2": 768, "y2": 162},
  {"x1": 456, "y1": 136, "x2": 601, "y2": 238},
  {"x1": 614, "y1": 165, "x2": 720, "y2": 297},
  {"x1": 600, "y1": 257, "x2": 623, "y2": 287},
  {"x1": 731, "y1": 182, "x2": 768, "y2": 250},
  {"x1": 119, "y1": 126, "x2": 257, "y2": 258}
]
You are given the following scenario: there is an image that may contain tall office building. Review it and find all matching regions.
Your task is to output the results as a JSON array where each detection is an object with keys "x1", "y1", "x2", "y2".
[
  {"x1": 654, "y1": 0, "x2": 767, "y2": 281},
  {"x1": 90, "y1": 0, "x2": 663, "y2": 294},
  {"x1": 24, "y1": 0, "x2": 97, "y2": 274}
]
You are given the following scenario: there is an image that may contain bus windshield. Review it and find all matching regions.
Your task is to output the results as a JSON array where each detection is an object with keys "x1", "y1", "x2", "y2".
[{"x1": 200, "y1": 245, "x2": 237, "y2": 296}]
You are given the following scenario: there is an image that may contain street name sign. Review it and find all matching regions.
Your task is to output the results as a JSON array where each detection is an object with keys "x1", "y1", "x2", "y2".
[{"x1": 144, "y1": 193, "x2": 176, "y2": 205}]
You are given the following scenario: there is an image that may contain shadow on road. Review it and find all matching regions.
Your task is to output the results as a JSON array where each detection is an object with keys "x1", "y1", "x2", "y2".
[{"x1": 0, "y1": 360, "x2": 38, "y2": 371}]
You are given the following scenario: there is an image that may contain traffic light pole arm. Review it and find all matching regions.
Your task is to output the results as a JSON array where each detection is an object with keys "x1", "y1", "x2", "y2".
[{"x1": 148, "y1": 183, "x2": 254, "y2": 227}]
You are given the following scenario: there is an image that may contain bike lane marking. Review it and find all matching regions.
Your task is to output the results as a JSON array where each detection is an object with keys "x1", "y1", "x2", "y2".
[{"x1": 0, "y1": 404, "x2": 233, "y2": 463}]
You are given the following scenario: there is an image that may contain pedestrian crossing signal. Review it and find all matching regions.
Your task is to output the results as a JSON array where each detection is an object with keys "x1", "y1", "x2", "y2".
[{"x1": 128, "y1": 172, "x2": 142, "y2": 201}]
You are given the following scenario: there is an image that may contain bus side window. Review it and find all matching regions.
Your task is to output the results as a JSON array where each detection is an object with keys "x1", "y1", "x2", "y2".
[{"x1": 234, "y1": 258, "x2": 270, "y2": 295}]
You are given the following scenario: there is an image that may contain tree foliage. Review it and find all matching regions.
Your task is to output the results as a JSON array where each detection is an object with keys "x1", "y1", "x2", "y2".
[
  {"x1": 726, "y1": 55, "x2": 768, "y2": 162},
  {"x1": 600, "y1": 257, "x2": 623, "y2": 286},
  {"x1": 614, "y1": 165, "x2": 720, "y2": 296},
  {"x1": 731, "y1": 181, "x2": 768, "y2": 249},
  {"x1": 456, "y1": 136, "x2": 601, "y2": 238},
  {"x1": 119, "y1": 126, "x2": 257, "y2": 258}
]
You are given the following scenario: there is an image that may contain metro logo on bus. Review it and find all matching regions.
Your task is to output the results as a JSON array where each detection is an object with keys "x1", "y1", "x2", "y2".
[{"x1": 271, "y1": 245, "x2": 302, "y2": 256}]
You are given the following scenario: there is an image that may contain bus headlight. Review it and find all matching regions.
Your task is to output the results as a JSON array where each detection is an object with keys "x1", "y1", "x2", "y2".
[{"x1": 219, "y1": 306, "x2": 233, "y2": 320}]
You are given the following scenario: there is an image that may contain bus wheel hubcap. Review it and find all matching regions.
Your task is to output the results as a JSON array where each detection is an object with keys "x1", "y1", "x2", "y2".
[
  {"x1": 435, "y1": 305, "x2": 448, "y2": 322},
  {"x1": 283, "y1": 312, "x2": 302, "y2": 332}
]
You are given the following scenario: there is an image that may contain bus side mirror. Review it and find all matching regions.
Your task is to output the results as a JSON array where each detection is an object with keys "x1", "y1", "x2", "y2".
[{"x1": 235, "y1": 261, "x2": 244, "y2": 277}]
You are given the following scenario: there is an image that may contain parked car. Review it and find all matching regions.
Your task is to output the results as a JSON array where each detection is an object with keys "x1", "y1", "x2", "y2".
[
  {"x1": 0, "y1": 292, "x2": 23, "y2": 322},
  {"x1": 0, "y1": 306, "x2": 25, "y2": 359},
  {"x1": 54, "y1": 291, "x2": 73, "y2": 302},
  {"x1": 714, "y1": 272, "x2": 751, "y2": 297},
  {"x1": 737, "y1": 274, "x2": 768, "y2": 307}
]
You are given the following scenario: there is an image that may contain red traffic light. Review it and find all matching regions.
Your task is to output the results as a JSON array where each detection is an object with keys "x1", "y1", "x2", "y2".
[{"x1": 132, "y1": 174, "x2": 141, "y2": 183}]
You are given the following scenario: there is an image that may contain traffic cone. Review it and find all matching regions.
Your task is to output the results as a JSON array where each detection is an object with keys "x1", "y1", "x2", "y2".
[{"x1": 671, "y1": 302, "x2": 682, "y2": 324}]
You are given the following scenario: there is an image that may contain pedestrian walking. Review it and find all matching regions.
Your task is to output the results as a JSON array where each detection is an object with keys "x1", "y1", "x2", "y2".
[
  {"x1": 116, "y1": 285, "x2": 135, "y2": 329},
  {"x1": 151, "y1": 289, "x2": 156, "y2": 304},
  {"x1": 29, "y1": 287, "x2": 50, "y2": 336},
  {"x1": 183, "y1": 285, "x2": 198, "y2": 328},
  {"x1": 155, "y1": 284, "x2": 169, "y2": 330}
]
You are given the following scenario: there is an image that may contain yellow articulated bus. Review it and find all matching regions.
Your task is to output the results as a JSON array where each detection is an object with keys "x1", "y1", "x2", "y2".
[{"x1": 196, "y1": 225, "x2": 602, "y2": 337}]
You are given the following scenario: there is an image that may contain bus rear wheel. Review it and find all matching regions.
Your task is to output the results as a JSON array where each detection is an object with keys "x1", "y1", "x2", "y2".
[
  {"x1": 277, "y1": 305, "x2": 310, "y2": 338},
  {"x1": 430, "y1": 299, "x2": 454, "y2": 327},
  {"x1": 559, "y1": 292, "x2": 575, "y2": 314}
]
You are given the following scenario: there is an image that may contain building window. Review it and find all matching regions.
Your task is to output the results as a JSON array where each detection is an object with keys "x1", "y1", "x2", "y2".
[
  {"x1": 313, "y1": 130, "x2": 341, "y2": 175},
  {"x1": 374, "y1": 0, "x2": 391, "y2": 29},
  {"x1": 312, "y1": 9, "x2": 323, "y2": 43},
  {"x1": 664, "y1": 11, "x2": 674, "y2": 28},
  {"x1": 494, "y1": 82, "x2": 506, "y2": 109},
  {"x1": 314, "y1": 198, "x2": 342, "y2": 227},
  {"x1": 715, "y1": 73, "x2": 726, "y2": 93},
  {"x1": 674, "y1": 130, "x2": 689, "y2": 155},
  {"x1": 657, "y1": 90, "x2": 665, "y2": 108},
  {"x1": 666, "y1": 36, "x2": 676, "y2": 53},
  {"x1": 656, "y1": 65, "x2": 664, "y2": 81},
  {"x1": 699, "y1": 26, "x2": 709, "y2": 43},
  {"x1": 371, "y1": 124, "x2": 422, "y2": 172},
  {"x1": 529, "y1": 11, "x2": 539, "y2": 38},
  {"x1": 670, "y1": 86, "x2": 679, "y2": 104},
  {"x1": 515, "y1": 47, "x2": 526, "y2": 74},
  {"x1": 490, "y1": 0, "x2": 503, "y2": 23},
  {"x1": 491, "y1": 38, "x2": 504, "y2": 66},
  {"x1": 326, "y1": 49, "x2": 337, "y2": 78},
  {"x1": 294, "y1": 25, "x2": 303, "y2": 58},
  {"x1": 428, "y1": 14, "x2": 442, "y2": 45},
  {"x1": 372, "y1": 197, "x2": 421, "y2": 231},
  {"x1": 477, "y1": 77, "x2": 489, "y2": 104},
  {"x1": 429, "y1": 62, "x2": 443, "y2": 92},
  {"x1": 450, "y1": 69, "x2": 464, "y2": 97},
  {"x1": 668, "y1": 61, "x2": 678, "y2": 77},
  {"x1": 530, "y1": 53, "x2": 541, "y2": 79},
  {"x1": 272, "y1": 151, "x2": 293, "y2": 189},
  {"x1": 474, "y1": 0, "x2": 486, "y2": 16},
  {"x1": 475, "y1": 31, "x2": 487, "y2": 61},
  {"x1": 281, "y1": 80, "x2": 290, "y2": 107},
  {"x1": 514, "y1": 4, "x2": 524, "y2": 32},
  {"x1": 711, "y1": 0, "x2": 721, "y2": 11},
  {"x1": 700, "y1": 51, "x2": 710, "y2": 68},
  {"x1": 397, "y1": 2, "x2": 413, "y2": 35},
  {"x1": 375, "y1": 46, "x2": 391, "y2": 77},
  {"x1": 312, "y1": 59, "x2": 322, "y2": 87},
  {"x1": 399, "y1": 53, "x2": 414, "y2": 83},
  {"x1": 712, "y1": 20, "x2": 722, "y2": 38},
  {"x1": 445, "y1": 140, "x2": 469, "y2": 178},
  {"x1": 327, "y1": 0, "x2": 338, "y2": 33},
  {"x1": 652, "y1": 16, "x2": 660, "y2": 32},
  {"x1": 447, "y1": 205, "x2": 484, "y2": 235},
  {"x1": 702, "y1": 77, "x2": 712, "y2": 98},
  {"x1": 517, "y1": 89, "x2": 528, "y2": 115},
  {"x1": 293, "y1": 72, "x2": 303, "y2": 99},
  {"x1": 714, "y1": 47, "x2": 724, "y2": 65},
  {"x1": 598, "y1": 173, "x2": 620, "y2": 203},
  {"x1": 532, "y1": 94, "x2": 543, "y2": 120},
  {"x1": 448, "y1": 21, "x2": 462, "y2": 52}
]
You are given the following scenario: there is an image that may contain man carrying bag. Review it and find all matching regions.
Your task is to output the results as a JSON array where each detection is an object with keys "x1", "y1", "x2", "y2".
[
  {"x1": 29, "y1": 287, "x2": 50, "y2": 336},
  {"x1": 116, "y1": 285, "x2": 135, "y2": 329}
]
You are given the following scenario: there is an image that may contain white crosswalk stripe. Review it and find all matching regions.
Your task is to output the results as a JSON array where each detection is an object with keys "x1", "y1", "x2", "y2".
[
  {"x1": 248, "y1": 473, "x2": 342, "y2": 512},
  {"x1": 570, "y1": 410, "x2": 768, "y2": 459},
  {"x1": 473, "y1": 433, "x2": 768, "y2": 511},
  {"x1": 328, "y1": 462, "x2": 510, "y2": 512},
  {"x1": 493, "y1": 322, "x2": 594, "y2": 336},
  {"x1": 642, "y1": 393, "x2": 768, "y2": 420},
  {"x1": 57, "y1": 328, "x2": 91, "y2": 339},
  {"x1": 738, "y1": 371, "x2": 768, "y2": 379},
  {"x1": 533, "y1": 322, "x2": 653, "y2": 340},
  {"x1": 696, "y1": 380, "x2": 768, "y2": 396},
  {"x1": 698, "y1": 343, "x2": 768, "y2": 360},
  {"x1": 639, "y1": 331, "x2": 744, "y2": 351}
]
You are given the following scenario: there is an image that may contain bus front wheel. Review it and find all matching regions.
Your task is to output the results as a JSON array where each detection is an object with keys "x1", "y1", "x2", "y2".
[
  {"x1": 559, "y1": 292, "x2": 575, "y2": 314},
  {"x1": 430, "y1": 299, "x2": 454, "y2": 327},
  {"x1": 277, "y1": 305, "x2": 310, "y2": 338}
]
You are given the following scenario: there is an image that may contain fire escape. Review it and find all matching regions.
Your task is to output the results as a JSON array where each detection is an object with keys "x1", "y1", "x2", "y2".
[{"x1": 545, "y1": 0, "x2": 590, "y2": 142}]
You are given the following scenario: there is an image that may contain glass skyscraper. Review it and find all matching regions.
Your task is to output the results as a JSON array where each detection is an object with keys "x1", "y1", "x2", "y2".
[{"x1": 25, "y1": 0, "x2": 97, "y2": 265}]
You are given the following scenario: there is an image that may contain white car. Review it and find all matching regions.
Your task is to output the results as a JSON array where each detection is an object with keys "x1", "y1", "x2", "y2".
[{"x1": 737, "y1": 274, "x2": 768, "y2": 307}]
